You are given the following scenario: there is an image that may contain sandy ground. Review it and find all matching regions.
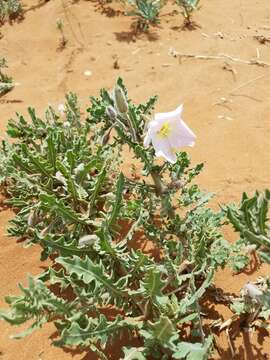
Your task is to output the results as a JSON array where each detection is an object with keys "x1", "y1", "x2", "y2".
[{"x1": 0, "y1": 0, "x2": 270, "y2": 358}]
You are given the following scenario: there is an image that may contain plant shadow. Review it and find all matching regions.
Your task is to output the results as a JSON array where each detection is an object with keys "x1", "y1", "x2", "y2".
[
  {"x1": 49, "y1": 327, "x2": 142, "y2": 360},
  {"x1": 202, "y1": 286, "x2": 270, "y2": 359},
  {"x1": 88, "y1": 0, "x2": 124, "y2": 17},
  {"x1": 114, "y1": 28, "x2": 159, "y2": 43}
]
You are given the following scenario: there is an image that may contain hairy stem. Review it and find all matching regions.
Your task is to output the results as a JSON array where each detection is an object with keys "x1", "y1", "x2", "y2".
[{"x1": 150, "y1": 171, "x2": 166, "y2": 196}]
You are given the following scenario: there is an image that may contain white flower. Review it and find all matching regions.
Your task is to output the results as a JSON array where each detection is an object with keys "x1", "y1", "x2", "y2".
[{"x1": 144, "y1": 105, "x2": 196, "y2": 163}]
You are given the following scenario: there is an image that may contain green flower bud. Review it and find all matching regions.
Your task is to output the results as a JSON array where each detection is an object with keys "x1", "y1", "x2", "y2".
[{"x1": 114, "y1": 85, "x2": 128, "y2": 113}]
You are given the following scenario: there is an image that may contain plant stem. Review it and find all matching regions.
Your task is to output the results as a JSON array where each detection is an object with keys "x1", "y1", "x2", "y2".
[
  {"x1": 150, "y1": 171, "x2": 166, "y2": 196},
  {"x1": 191, "y1": 274, "x2": 205, "y2": 343},
  {"x1": 122, "y1": 113, "x2": 137, "y2": 142}
]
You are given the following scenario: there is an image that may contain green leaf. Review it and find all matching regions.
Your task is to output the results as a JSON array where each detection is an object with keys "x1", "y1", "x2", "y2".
[
  {"x1": 226, "y1": 207, "x2": 243, "y2": 232},
  {"x1": 47, "y1": 133, "x2": 56, "y2": 170},
  {"x1": 140, "y1": 316, "x2": 178, "y2": 349},
  {"x1": 132, "y1": 268, "x2": 166, "y2": 302},
  {"x1": 56, "y1": 256, "x2": 129, "y2": 301},
  {"x1": 108, "y1": 172, "x2": 124, "y2": 228},
  {"x1": 258, "y1": 196, "x2": 268, "y2": 235},
  {"x1": 56, "y1": 314, "x2": 124, "y2": 347},
  {"x1": 39, "y1": 193, "x2": 84, "y2": 224},
  {"x1": 56, "y1": 160, "x2": 79, "y2": 203},
  {"x1": 173, "y1": 336, "x2": 213, "y2": 360},
  {"x1": 89, "y1": 167, "x2": 107, "y2": 213},
  {"x1": 121, "y1": 347, "x2": 146, "y2": 360},
  {"x1": 243, "y1": 230, "x2": 270, "y2": 248},
  {"x1": 39, "y1": 235, "x2": 94, "y2": 256}
]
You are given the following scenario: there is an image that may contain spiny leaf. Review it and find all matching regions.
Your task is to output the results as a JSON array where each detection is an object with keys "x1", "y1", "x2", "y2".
[
  {"x1": 56, "y1": 256, "x2": 129, "y2": 300},
  {"x1": 39, "y1": 235, "x2": 95, "y2": 257},
  {"x1": 140, "y1": 316, "x2": 178, "y2": 349},
  {"x1": 39, "y1": 193, "x2": 84, "y2": 224},
  {"x1": 258, "y1": 196, "x2": 268, "y2": 235},
  {"x1": 108, "y1": 172, "x2": 124, "y2": 228},
  {"x1": 121, "y1": 347, "x2": 147, "y2": 360},
  {"x1": 47, "y1": 133, "x2": 56, "y2": 170},
  {"x1": 89, "y1": 166, "x2": 107, "y2": 213},
  {"x1": 172, "y1": 336, "x2": 213, "y2": 360},
  {"x1": 243, "y1": 230, "x2": 270, "y2": 248},
  {"x1": 131, "y1": 268, "x2": 166, "y2": 301},
  {"x1": 56, "y1": 314, "x2": 137, "y2": 348}
]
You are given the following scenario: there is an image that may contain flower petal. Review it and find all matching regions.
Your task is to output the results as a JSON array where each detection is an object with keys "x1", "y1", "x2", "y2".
[
  {"x1": 143, "y1": 120, "x2": 163, "y2": 147},
  {"x1": 168, "y1": 119, "x2": 196, "y2": 149},
  {"x1": 144, "y1": 130, "x2": 152, "y2": 147},
  {"x1": 154, "y1": 104, "x2": 183, "y2": 126},
  {"x1": 152, "y1": 136, "x2": 177, "y2": 163}
]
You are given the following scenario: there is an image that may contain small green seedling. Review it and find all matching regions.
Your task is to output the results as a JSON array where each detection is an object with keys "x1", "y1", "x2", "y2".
[
  {"x1": 56, "y1": 19, "x2": 68, "y2": 50},
  {"x1": 176, "y1": 0, "x2": 200, "y2": 29},
  {"x1": 127, "y1": 0, "x2": 163, "y2": 32},
  {"x1": 0, "y1": 57, "x2": 14, "y2": 96}
]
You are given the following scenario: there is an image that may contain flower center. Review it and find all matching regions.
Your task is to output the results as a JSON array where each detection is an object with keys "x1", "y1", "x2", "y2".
[{"x1": 158, "y1": 122, "x2": 171, "y2": 138}]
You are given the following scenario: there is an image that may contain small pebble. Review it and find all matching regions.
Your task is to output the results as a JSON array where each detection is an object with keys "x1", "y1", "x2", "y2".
[{"x1": 84, "y1": 70, "x2": 92, "y2": 77}]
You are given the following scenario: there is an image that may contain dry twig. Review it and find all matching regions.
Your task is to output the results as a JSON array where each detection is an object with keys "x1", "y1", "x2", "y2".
[{"x1": 169, "y1": 48, "x2": 270, "y2": 67}]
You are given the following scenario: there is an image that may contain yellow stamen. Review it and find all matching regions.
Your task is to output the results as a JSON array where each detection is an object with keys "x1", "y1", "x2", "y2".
[{"x1": 158, "y1": 122, "x2": 171, "y2": 138}]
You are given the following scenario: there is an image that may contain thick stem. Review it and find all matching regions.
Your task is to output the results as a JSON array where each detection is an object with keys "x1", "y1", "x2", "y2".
[
  {"x1": 150, "y1": 171, "x2": 166, "y2": 196},
  {"x1": 151, "y1": 171, "x2": 176, "y2": 218}
]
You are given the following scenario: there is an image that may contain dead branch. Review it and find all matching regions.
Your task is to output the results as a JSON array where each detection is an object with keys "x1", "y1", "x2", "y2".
[{"x1": 169, "y1": 48, "x2": 270, "y2": 67}]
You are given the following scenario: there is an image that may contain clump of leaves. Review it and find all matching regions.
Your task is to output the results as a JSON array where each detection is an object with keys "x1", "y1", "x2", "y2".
[
  {"x1": 231, "y1": 278, "x2": 270, "y2": 324},
  {"x1": 127, "y1": 0, "x2": 162, "y2": 32},
  {"x1": 175, "y1": 0, "x2": 200, "y2": 29},
  {"x1": 56, "y1": 19, "x2": 68, "y2": 51},
  {"x1": 0, "y1": 57, "x2": 14, "y2": 96},
  {"x1": 226, "y1": 190, "x2": 270, "y2": 265},
  {"x1": 212, "y1": 278, "x2": 270, "y2": 358},
  {"x1": 1, "y1": 93, "x2": 121, "y2": 260},
  {"x1": 0, "y1": 79, "x2": 250, "y2": 359},
  {"x1": 0, "y1": 0, "x2": 22, "y2": 24}
]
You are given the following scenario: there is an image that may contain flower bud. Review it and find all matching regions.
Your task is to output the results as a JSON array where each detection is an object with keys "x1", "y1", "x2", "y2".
[
  {"x1": 101, "y1": 129, "x2": 111, "y2": 146},
  {"x1": 244, "y1": 244, "x2": 257, "y2": 254},
  {"x1": 78, "y1": 234, "x2": 98, "y2": 248},
  {"x1": 106, "y1": 105, "x2": 117, "y2": 120},
  {"x1": 243, "y1": 283, "x2": 263, "y2": 299},
  {"x1": 63, "y1": 121, "x2": 71, "y2": 128},
  {"x1": 55, "y1": 171, "x2": 67, "y2": 185},
  {"x1": 58, "y1": 103, "x2": 65, "y2": 116},
  {"x1": 114, "y1": 85, "x2": 128, "y2": 113},
  {"x1": 27, "y1": 210, "x2": 39, "y2": 227},
  {"x1": 40, "y1": 225, "x2": 50, "y2": 238},
  {"x1": 74, "y1": 163, "x2": 85, "y2": 175}
]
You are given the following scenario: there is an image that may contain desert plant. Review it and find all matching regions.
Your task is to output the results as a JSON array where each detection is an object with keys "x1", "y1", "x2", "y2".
[
  {"x1": 127, "y1": 0, "x2": 162, "y2": 32},
  {"x1": 0, "y1": 0, "x2": 22, "y2": 24},
  {"x1": 0, "y1": 79, "x2": 250, "y2": 359},
  {"x1": 175, "y1": 0, "x2": 200, "y2": 29},
  {"x1": 56, "y1": 19, "x2": 68, "y2": 50},
  {"x1": 226, "y1": 190, "x2": 270, "y2": 265},
  {"x1": 0, "y1": 57, "x2": 14, "y2": 96}
]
